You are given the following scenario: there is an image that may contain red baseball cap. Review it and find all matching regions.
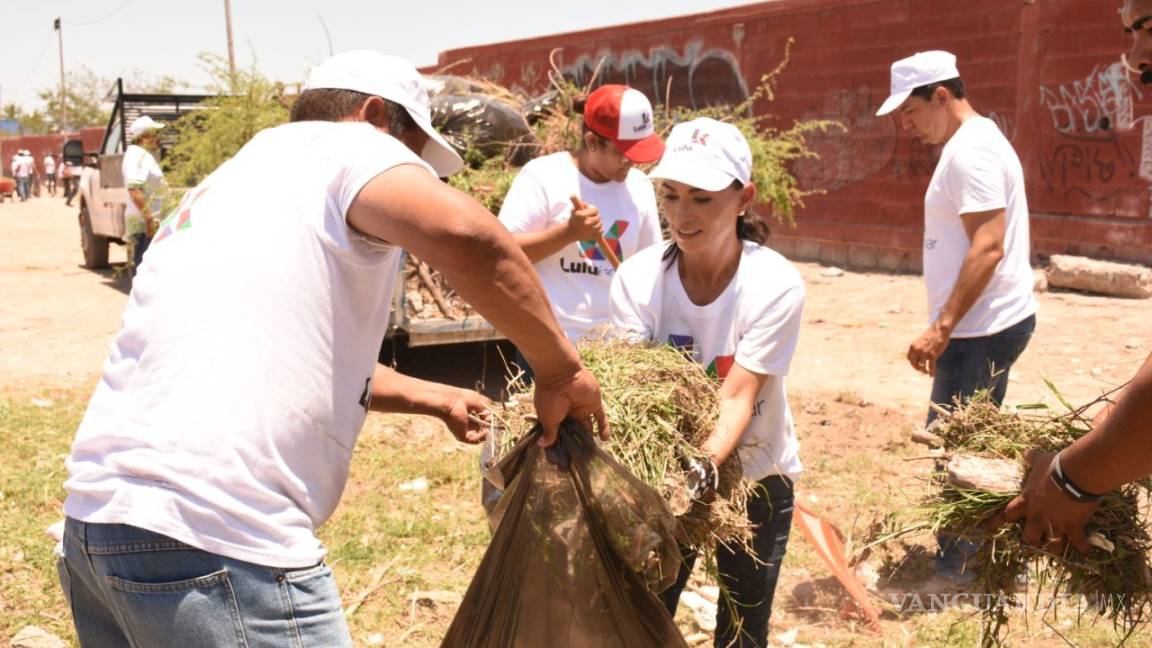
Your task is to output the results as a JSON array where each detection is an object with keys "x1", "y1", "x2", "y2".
[{"x1": 583, "y1": 84, "x2": 665, "y2": 164}]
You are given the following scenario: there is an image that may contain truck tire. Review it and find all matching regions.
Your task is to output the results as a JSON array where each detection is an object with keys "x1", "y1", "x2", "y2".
[{"x1": 79, "y1": 202, "x2": 110, "y2": 269}]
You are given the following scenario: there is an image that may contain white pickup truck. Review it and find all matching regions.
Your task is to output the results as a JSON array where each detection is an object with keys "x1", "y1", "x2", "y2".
[{"x1": 68, "y1": 80, "x2": 210, "y2": 269}]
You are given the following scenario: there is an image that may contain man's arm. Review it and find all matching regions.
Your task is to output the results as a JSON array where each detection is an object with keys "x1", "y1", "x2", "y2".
[
  {"x1": 907, "y1": 208, "x2": 1005, "y2": 375},
  {"x1": 347, "y1": 165, "x2": 608, "y2": 445},
  {"x1": 367, "y1": 364, "x2": 491, "y2": 444},
  {"x1": 992, "y1": 352, "x2": 1152, "y2": 552}
]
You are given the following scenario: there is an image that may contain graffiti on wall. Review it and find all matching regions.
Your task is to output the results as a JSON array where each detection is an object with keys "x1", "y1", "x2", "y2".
[
  {"x1": 559, "y1": 42, "x2": 748, "y2": 109},
  {"x1": 1037, "y1": 60, "x2": 1152, "y2": 215}
]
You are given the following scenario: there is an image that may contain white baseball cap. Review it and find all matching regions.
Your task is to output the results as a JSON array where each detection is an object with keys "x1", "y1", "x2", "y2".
[
  {"x1": 876, "y1": 50, "x2": 961, "y2": 116},
  {"x1": 303, "y1": 50, "x2": 464, "y2": 177},
  {"x1": 127, "y1": 116, "x2": 165, "y2": 141},
  {"x1": 647, "y1": 118, "x2": 751, "y2": 192}
]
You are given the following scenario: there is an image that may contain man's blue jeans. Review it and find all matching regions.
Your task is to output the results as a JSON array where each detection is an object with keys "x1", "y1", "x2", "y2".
[
  {"x1": 929, "y1": 314, "x2": 1035, "y2": 579},
  {"x1": 58, "y1": 518, "x2": 353, "y2": 647},
  {"x1": 926, "y1": 314, "x2": 1036, "y2": 426},
  {"x1": 16, "y1": 176, "x2": 30, "y2": 201}
]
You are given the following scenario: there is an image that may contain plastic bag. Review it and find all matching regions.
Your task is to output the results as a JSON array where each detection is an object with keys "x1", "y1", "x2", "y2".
[
  {"x1": 442, "y1": 420, "x2": 687, "y2": 648},
  {"x1": 430, "y1": 94, "x2": 536, "y2": 166}
]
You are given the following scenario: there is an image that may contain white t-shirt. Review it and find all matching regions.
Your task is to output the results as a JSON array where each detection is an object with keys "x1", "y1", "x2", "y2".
[
  {"x1": 499, "y1": 152, "x2": 662, "y2": 340},
  {"x1": 44, "y1": 156, "x2": 56, "y2": 175},
  {"x1": 924, "y1": 116, "x2": 1037, "y2": 338},
  {"x1": 122, "y1": 144, "x2": 168, "y2": 236},
  {"x1": 609, "y1": 242, "x2": 806, "y2": 481},
  {"x1": 64, "y1": 121, "x2": 433, "y2": 568},
  {"x1": 13, "y1": 155, "x2": 33, "y2": 178}
]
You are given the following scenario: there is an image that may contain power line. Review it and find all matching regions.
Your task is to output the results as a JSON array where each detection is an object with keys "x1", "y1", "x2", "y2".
[{"x1": 65, "y1": 0, "x2": 139, "y2": 27}]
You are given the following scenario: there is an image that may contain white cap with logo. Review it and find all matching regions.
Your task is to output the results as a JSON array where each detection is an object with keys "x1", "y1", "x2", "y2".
[
  {"x1": 876, "y1": 50, "x2": 961, "y2": 116},
  {"x1": 647, "y1": 117, "x2": 751, "y2": 192},
  {"x1": 128, "y1": 115, "x2": 166, "y2": 141},
  {"x1": 303, "y1": 50, "x2": 464, "y2": 177}
]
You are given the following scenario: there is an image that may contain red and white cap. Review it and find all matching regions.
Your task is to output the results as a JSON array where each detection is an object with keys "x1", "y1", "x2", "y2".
[{"x1": 583, "y1": 84, "x2": 665, "y2": 163}]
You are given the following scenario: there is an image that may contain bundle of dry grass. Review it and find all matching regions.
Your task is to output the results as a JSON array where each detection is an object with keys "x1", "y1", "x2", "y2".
[
  {"x1": 493, "y1": 338, "x2": 755, "y2": 551},
  {"x1": 868, "y1": 390, "x2": 1152, "y2": 646}
]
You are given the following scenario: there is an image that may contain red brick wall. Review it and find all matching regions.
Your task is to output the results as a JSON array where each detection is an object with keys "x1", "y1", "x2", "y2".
[
  {"x1": 434, "y1": 0, "x2": 1151, "y2": 269},
  {"x1": 2, "y1": 128, "x2": 104, "y2": 177}
]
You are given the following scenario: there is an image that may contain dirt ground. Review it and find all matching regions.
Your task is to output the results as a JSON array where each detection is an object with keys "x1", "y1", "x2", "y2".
[{"x1": 2, "y1": 195, "x2": 1149, "y2": 646}]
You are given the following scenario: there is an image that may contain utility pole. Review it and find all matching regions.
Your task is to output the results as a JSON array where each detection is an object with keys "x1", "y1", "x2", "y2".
[
  {"x1": 223, "y1": 0, "x2": 237, "y2": 91},
  {"x1": 55, "y1": 18, "x2": 67, "y2": 131}
]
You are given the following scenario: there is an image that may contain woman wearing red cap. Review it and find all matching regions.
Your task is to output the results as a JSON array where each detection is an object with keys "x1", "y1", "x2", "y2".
[
  {"x1": 611, "y1": 117, "x2": 806, "y2": 647},
  {"x1": 498, "y1": 84, "x2": 666, "y2": 361}
]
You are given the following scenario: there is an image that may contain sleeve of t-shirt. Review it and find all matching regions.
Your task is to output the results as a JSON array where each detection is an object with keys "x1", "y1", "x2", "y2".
[
  {"x1": 735, "y1": 278, "x2": 805, "y2": 377},
  {"x1": 943, "y1": 145, "x2": 1007, "y2": 216},
  {"x1": 497, "y1": 166, "x2": 550, "y2": 234},
  {"x1": 609, "y1": 260, "x2": 657, "y2": 343},
  {"x1": 332, "y1": 127, "x2": 433, "y2": 220}
]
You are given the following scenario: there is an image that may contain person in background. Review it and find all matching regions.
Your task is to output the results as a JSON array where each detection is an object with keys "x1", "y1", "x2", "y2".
[
  {"x1": 43, "y1": 153, "x2": 57, "y2": 196},
  {"x1": 876, "y1": 50, "x2": 1037, "y2": 583},
  {"x1": 122, "y1": 116, "x2": 170, "y2": 275},
  {"x1": 611, "y1": 118, "x2": 805, "y2": 648},
  {"x1": 498, "y1": 84, "x2": 665, "y2": 376},
  {"x1": 13, "y1": 149, "x2": 33, "y2": 202}
]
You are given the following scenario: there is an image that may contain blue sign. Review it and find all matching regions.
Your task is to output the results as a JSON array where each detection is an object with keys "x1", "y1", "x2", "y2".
[{"x1": 0, "y1": 119, "x2": 19, "y2": 134}]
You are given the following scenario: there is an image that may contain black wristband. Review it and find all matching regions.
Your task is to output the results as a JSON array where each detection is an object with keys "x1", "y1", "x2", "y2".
[{"x1": 1049, "y1": 451, "x2": 1103, "y2": 504}]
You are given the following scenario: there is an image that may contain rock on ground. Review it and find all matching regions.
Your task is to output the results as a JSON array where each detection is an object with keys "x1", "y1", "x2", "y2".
[{"x1": 1046, "y1": 255, "x2": 1151, "y2": 299}]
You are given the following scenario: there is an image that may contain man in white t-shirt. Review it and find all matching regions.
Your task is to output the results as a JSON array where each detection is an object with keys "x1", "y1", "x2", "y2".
[
  {"x1": 122, "y1": 116, "x2": 169, "y2": 275},
  {"x1": 877, "y1": 50, "x2": 1037, "y2": 582},
  {"x1": 499, "y1": 84, "x2": 665, "y2": 345},
  {"x1": 57, "y1": 50, "x2": 608, "y2": 646},
  {"x1": 43, "y1": 153, "x2": 57, "y2": 196},
  {"x1": 13, "y1": 149, "x2": 34, "y2": 201}
]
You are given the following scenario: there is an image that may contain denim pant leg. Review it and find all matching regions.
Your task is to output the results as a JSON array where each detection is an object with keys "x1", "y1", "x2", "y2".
[
  {"x1": 60, "y1": 518, "x2": 352, "y2": 648},
  {"x1": 714, "y1": 476, "x2": 794, "y2": 648},
  {"x1": 926, "y1": 315, "x2": 1036, "y2": 426},
  {"x1": 131, "y1": 233, "x2": 150, "y2": 276},
  {"x1": 16, "y1": 177, "x2": 29, "y2": 200},
  {"x1": 930, "y1": 315, "x2": 1035, "y2": 577}
]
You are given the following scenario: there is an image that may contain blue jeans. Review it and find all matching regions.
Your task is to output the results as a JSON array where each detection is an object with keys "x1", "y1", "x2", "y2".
[
  {"x1": 16, "y1": 176, "x2": 30, "y2": 201},
  {"x1": 131, "y1": 233, "x2": 150, "y2": 276},
  {"x1": 660, "y1": 475, "x2": 794, "y2": 648},
  {"x1": 929, "y1": 314, "x2": 1035, "y2": 578},
  {"x1": 58, "y1": 518, "x2": 352, "y2": 647},
  {"x1": 926, "y1": 314, "x2": 1036, "y2": 426}
]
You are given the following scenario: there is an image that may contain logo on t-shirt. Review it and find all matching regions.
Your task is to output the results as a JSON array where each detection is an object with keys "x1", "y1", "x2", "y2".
[
  {"x1": 667, "y1": 334, "x2": 733, "y2": 380},
  {"x1": 706, "y1": 355, "x2": 735, "y2": 381},
  {"x1": 153, "y1": 185, "x2": 210, "y2": 244},
  {"x1": 577, "y1": 220, "x2": 629, "y2": 262}
]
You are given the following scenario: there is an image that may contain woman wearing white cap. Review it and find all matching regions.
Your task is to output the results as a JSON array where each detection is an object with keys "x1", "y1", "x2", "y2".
[
  {"x1": 498, "y1": 84, "x2": 666, "y2": 358},
  {"x1": 610, "y1": 117, "x2": 805, "y2": 647}
]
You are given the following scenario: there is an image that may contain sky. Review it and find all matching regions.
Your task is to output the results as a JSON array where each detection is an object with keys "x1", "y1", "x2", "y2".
[{"x1": 0, "y1": 0, "x2": 765, "y2": 113}]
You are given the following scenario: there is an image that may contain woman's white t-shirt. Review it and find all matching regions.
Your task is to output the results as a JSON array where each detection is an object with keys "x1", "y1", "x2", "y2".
[
  {"x1": 64, "y1": 121, "x2": 432, "y2": 568},
  {"x1": 499, "y1": 152, "x2": 662, "y2": 340},
  {"x1": 609, "y1": 241, "x2": 806, "y2": 481}
]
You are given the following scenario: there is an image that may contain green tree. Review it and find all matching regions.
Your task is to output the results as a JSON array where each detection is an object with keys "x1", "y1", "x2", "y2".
[
  {"x1": 165, "y1": 54, "x2": 290, "y2": 187},
  {"x1": 37, "y1": 66, "x2": 114, "y2": 131}
]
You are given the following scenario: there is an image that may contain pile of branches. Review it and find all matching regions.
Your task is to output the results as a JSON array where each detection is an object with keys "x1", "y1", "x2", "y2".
[
  {"x1": 491, "y1": 337, "x2": 755, "y2": 551},
  {"x1": 868, "y1": 389, "x2": 1152, "y2": 646}
]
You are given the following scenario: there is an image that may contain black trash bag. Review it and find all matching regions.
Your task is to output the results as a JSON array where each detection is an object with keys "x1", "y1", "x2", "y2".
[
  {"x1": 442, "y1": 420, "x2": 687, "y2": 648},
  {"x1": 430, "y1": 94, "x2": 537, "y2": 166}
]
